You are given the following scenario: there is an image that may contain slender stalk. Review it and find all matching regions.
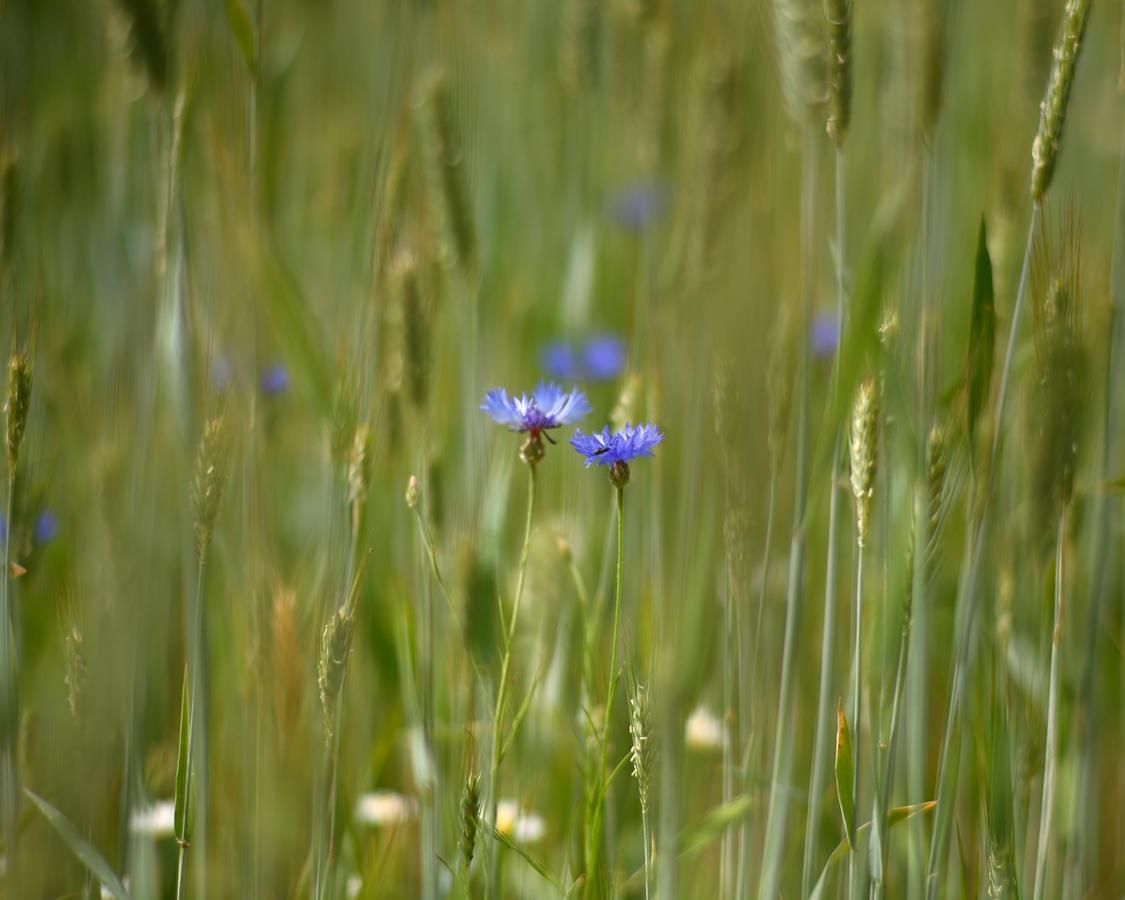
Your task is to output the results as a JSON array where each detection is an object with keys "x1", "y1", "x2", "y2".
[
  {"x1": 720, "y1": 512, "x2": 737, "y2": 898},
  {"x1": 421, "y1": 523, "x2": 437, "y2": 900},
  {"x1": 925, "y1": 204, "x2": 1039, "y2": 898},
  {"x1": 316, "y1": 524, "x2": 362, "y2": 900},
  {"x1": 803, "y1": 145, "x2": 849, "y2": 896},
  {"x1": 758, "y1": 132, "x2": 816, "y2": 900},
  {"x1": 584, "y1": 485, "x2": 625, "y2": 899},
  {"x1": 641, "y1": 803, "x2": 652, "y2": 900},
  {"x1": 873, "y1": 494, "x2": 924, "y2": 900},
  {"x1": 486, "y1": 464, "x2": 537, "y2": 899},
  {"x1": 1, "y1": 480, "x2": 16, "y2": 898},
  {"x1": 1066, "y1": 107, "x2": 1125, "y2": 886},
  {"x1": 1032, "y1": 514, "x2": 1066, "y2": 900},
  {"x1": 175, "y1": 559, "x2": 207, "y2": 900},
  {"x1": 1071, "y1": 111, "x2": 1125, "y2": 889},
  {"x1": 735, "y1": 470, "x2": 776, "y2": 899},
  {"x1": 847, "y1": 543, "x2": 864, "y2": 899}
]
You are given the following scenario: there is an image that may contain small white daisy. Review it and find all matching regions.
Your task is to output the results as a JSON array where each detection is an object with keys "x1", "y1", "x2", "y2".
[
  {"x1": 685, "y1": 705, "x2": 727, "y2": 751},
  {"x1": 354, "y1": 790, "x2": 417, "y2": 827},
  {"x1": 496, "y1": 799, "x2": 547, "y2": 843},
  {"x1": 128, "y1": 800, "x2": 176, "y2": 838}
]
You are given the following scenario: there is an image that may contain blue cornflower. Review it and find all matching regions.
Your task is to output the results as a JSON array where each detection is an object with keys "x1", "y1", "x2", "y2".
[
  {"x1": 810, "y1": 312, "x2": 841, "y2": 359},
  {"x1": 541, "y1": 342, "x2": 581, "y2": 381},
  {"x1": 34, "y1": 510, "x2": 58, "y2": 544},
  {"x1": 571, "y1": 422, "x2": 664, "y2": 486},
  {"x1": 541, "y1": 334, "x2": 626, "y2": 382},
  {"x1": 482, "y1": 382, "x2": 591, "y2": 465},
  {"x1": 582, "y1": 334, "x2": 626, "y2": 381},
  {"x1": 259, "y1": 361, "x2": 290, "y2": 396},
  {"x1": 610, "y1": 182, "x2": 667, "y2": 231}
]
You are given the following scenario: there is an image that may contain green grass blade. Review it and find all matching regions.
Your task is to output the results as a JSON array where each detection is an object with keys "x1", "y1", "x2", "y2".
[
  {"x1": 677, "y1": 794, "x2": 755, "y2": 861},
  {"x1": 25, "y1": 789, "x2": 132, "y2": 900},
  {"x1": 223, "y1": 0, "x2": 256, "y2": 74},
  {"x1": 489, "y1": 826, "x2": 562, "y2": 892},
  {"x1": 810, "y1": 801, "x2": 938, "y2": 900},
  {"x1": 835, "y1": 697, "x2": 856, "y2": 848},
  {"x1": 967, "y1": 216, "x2": 996, "y2": 445},
  {"x1": 174, "y1": 665, "x2": 191, "y2": 844}
]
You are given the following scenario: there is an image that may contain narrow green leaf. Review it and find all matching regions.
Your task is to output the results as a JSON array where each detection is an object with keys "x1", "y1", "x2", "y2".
[
  {"x1": 489, "y1": 826, "x2": 562, "y2": 892},
  {"x1": 173, "y1": 666, "x2": 191, "y2": 843},
  {"x1": 835, "y1": 698, "x2": 855, "y2": 848},
  {"x1": 809, "y1": 801, "x2": 938, "y2": 900},
  {"x1": 967, "y1": 216, "x2": 996, "y2": 443},
  {"x1": 224, "y1": 0, "x2": 256, "y2": 74},
  {"x1": 258, "y1": 242, "x2": 332, "y2": 413},
  {"x1": 677, "y1": 793, "x2": 755, "y2": 861},
  {"x1": 25, "y1": 789, "x2": 132, "y2": 900},
  {"x1": 1102, "y1": 475, "x2": 1125, "y2": 494}
]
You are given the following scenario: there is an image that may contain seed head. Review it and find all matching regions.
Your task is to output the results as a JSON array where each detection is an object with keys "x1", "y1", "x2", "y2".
[
  {"x1": 192, "y1": 416, "x2": 230, "y2": 561},
  {"x1": 460, "y1": 770, "x2": 482, "y2": 870},
  {"x1": 5, "y1": 351, "x2": 32, "y2": 478},
  {"x1": 318, "y1": 602, "x2": 355, "y2": 742},
  {"x1": 849, "y1": 377, "x2": 879, "y2": 548},
  {"x1": 628, "y1": 683, "x2": 656, "y2": 818},
  {"x1": 773, "y1": 0, "x2": 828, "y2": 131},
  {"x1": 62, "y1": 615, "x2": 86, "y2": 726},
  {"x1": 417, "y1": 70, "x2": 477, "y2": 270},
  {"x1": 824, "y1": 0, "x2": 852, "y2": 146},
  {"x1": 347, "y1": 424, "x2": 374, "y2": 511},
  {"x1": 1030, "y1": 0, "x2": 1092, "y2": 201},
  {"x1": 318, "y1": 560, "x2": 368, "y2": 741},
  {"x1": 397, "y1": 257, "x2": 431, "y2": 410},
  {"x1": 405, "y1": 475, "x2": 420, "y2": 510}
]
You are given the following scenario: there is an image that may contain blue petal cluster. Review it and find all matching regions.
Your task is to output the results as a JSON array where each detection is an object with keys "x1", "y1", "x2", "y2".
[
  {"x1": 570, "y1": 423, "x2": 664, "y2": 467},
  {"x1": 610, "y1": 182, "x2": 667, "y2": 231},
  {"x1": 481, "y1": 382, "x2": 591, "y2": 433},
  {"x1": 260, "y1": 361, "x2": 290, "y2": 396},
  {"x1": 541, "y1": 334, "x2": 626, "y2": 382},
  {"x1": 810, "y1": 312, "x2": 841, "y2": 359}
]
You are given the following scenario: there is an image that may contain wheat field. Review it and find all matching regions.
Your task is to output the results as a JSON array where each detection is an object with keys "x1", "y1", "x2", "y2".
[{"x1": 1, "y1": 0, "x2": 1124, "y2": 897}]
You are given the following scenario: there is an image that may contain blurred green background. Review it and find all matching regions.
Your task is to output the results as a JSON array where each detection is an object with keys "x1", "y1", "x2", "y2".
[{"x1": 0, "y1": 0, "x2": 1123, "y2": 896}]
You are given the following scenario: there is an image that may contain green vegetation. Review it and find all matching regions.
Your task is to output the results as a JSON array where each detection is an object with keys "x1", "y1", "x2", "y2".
[{"x1": 1, "y1": 0, "x2": 1123, "y2": 896}]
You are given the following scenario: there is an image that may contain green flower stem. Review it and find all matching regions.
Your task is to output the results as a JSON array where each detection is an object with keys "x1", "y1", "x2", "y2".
[
  {"x1": 585, "y1": 485, "x2": 625, "y2": 898},
  {"x1": 486, "y1": 463, "x2": 537, "y2": 899}
]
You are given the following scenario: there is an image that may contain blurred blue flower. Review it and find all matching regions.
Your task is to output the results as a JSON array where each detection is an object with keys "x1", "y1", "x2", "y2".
[
  {"x1": 541, "y1": 334, "x2": 626, "y2": 382},
  {"x1": 610, "y1": 182, "x2": 667, "y2": 231},
  {"x1": 259, "y1": 361, "x2": 290, "y2": 396},
  {"x1": 810, "y1": 312, "x2": 841, "y2": 358},
  {"x1": 34, "y1": 510, "x2": 58, "y2": 544},
  {"x1": 582, "y1": 334, "x2": 626, "y2": 381},
  {"x1": 542, "y1": 342, "x2": 581, "y2": 381},
  {"x1": 481, "y1": 382, "x2": 590, "y2": 435},
  {"x1": 211, "y1": 354, "x2": 234, "y2": 391},
  {"x1": 570, "y1": 423, "x2": 664, "y2": 467}
]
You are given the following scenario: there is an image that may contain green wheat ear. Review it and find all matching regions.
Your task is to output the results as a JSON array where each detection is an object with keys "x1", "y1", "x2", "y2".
[
  {"x1": 849, "y1": 376, "x2": 879, "y2": 548},
  {"x1": 417, "y1": 70, "x2": 477, "y2": 272},
  {"x1": 773, "y1": 0, "x2": 828, "y2": 131},
  {"x1": 460, "y1": 769, "x2": 482, "y2": 870},
  {"x1": 1030, "y1": 0, "x2": 1092, "y2": 201},
  {"x1": 4, "y1": 351, "x2": 31, "y2": 480},
  {"x1": 192, "y1": 415, "x2": 230, "y2": 563},
  {"x1": 824, "y1": 0, "x2": 852, "y2": 146},
  {"x1": 628, "y1": 681, "x2": 656, "y2": 819}
]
